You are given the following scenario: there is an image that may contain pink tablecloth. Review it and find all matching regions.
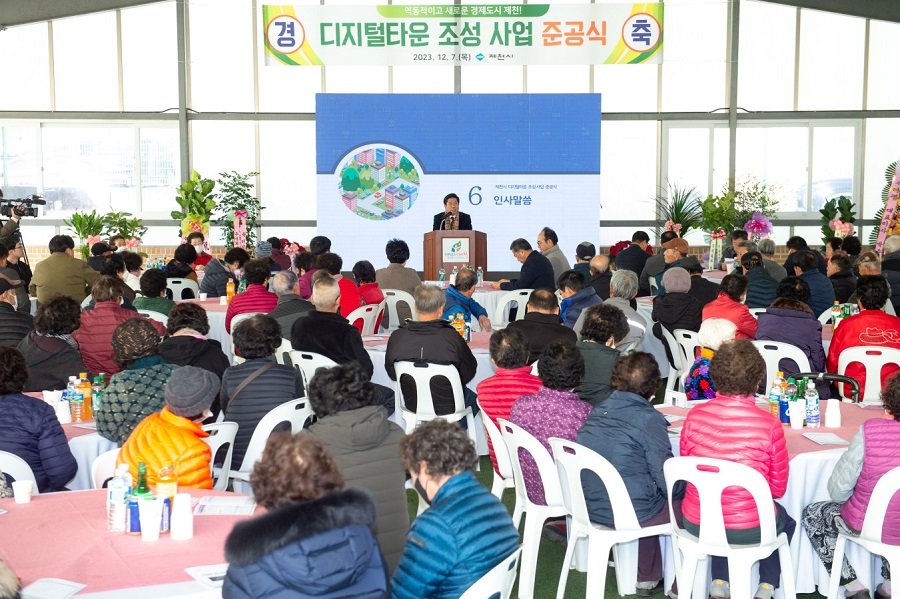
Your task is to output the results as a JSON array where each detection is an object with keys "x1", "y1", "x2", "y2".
[
  {"x1": 0, "y1": 489, "x2": 255, "y2": 592},
  {"x1": 363, "y1": 329, "x2": 491, "y2": 352}
]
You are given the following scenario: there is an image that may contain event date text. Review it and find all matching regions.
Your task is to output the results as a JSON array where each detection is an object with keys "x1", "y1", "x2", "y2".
[{"x1": 413, "y1": 53, "x2": 473, "y2": 62}]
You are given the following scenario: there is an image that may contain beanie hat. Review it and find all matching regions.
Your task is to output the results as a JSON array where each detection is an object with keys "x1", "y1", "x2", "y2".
[
  {"x1": 662, "y1": 267, "x2": 691, "y2": 294},
  {"x1": 111, "y1": 318, "x2": 160, "y2": 364},
  {"x1": 91, "y1": 242, "x2": 113, "y2": 256},
  {"x1": 255, "y1": 241, "x2": 273, "y2": 259},
  {"x1": 165, "y1": 366, "x2": 220, "y2": 417}
]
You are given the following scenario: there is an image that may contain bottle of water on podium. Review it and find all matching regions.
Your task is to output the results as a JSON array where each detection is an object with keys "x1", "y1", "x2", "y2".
[
  {"x1": 449, "y1": 266, "x2": 459, "y2": 286},
  {"x1": 476, "y1": 266, "x2": 484, "y2": 286},
  {"x1": 438, "y1": 267, "x2": 446, "y2": 283},
  {"x1": 805, "y1": 385, "x2": 820, "y2": 428}
]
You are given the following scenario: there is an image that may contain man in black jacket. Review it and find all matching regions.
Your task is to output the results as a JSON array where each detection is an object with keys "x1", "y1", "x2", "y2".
[
  {"x1": 268, "y1": 270, "x2": 313, "y2": 338},
  {"x1": 614, "y1": 230, "x2": 652, "y2": 278},
  {"x1": 494, "y1": 238, "x2": 555, "y2": 291},
  {"x1": 587, "y1": 255, "x2": 612, "y2": 300},
  {"x1": 0, "y1": 278, "x2": 33, "y2": 347},
  {"x1": 507, "y1": 289, "x2": 576, "y2": 363},
  {"x1": 682, "y1": 255, "x2": 720, "y2": 307}
]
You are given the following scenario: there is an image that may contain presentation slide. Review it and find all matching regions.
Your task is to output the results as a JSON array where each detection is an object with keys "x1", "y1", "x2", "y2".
[{"x1": 316, "y1": 93, "x2": 601, "y2": 272}]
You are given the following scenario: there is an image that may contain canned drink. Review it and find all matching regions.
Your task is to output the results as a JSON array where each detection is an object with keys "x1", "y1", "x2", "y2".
[
  {"x1": 126, "y1": 497, "x2": 142, "y2": 535},
  {"x1": 160, "y1": 497, "x2": 171, "y2": 533},
  {"x1": 778, "y1": 397, "x2": 790, "y2": 424},
  {"x1": 464, "y1": 323, "x2": 471, "y2": 343}
]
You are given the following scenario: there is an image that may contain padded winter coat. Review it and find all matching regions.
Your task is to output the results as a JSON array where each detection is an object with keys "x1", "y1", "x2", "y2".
[
  {"x1": 97, "y1": 356, "x2": 178, "y2": 445},
  {"x1": 18, "y1": 332, "x2": 88, "y2": 392},
  {"x1": 118, "y1": 406, "x2": 211, "y2": 488},
  {"x1": 0, "y1": 301, "x2": 33, "y2": 347},
  {"x1": 225, "y1": 285, "x2": 278, "y2": 333},
  {"x1": 702, "y1": 293, "x2": 758, "y2": 340},
  {"x1": 199, "y1": 258, "x2": 236, "y2": 298},
  {"x1": 680, "y1": 393, "x2": 789, "y2": 530},
  {"x1": 224, "y1": 489, "x2": 390, "y2": 599},
  {"x1": 744, "y1": 267, "x2": 779, "y2": 309},
  {"x1": 476, "y1": 366, "x2": 543, "y2": 473},
  {"x1": 74, "y1": 301, "x2": 166, "y2": 376}
]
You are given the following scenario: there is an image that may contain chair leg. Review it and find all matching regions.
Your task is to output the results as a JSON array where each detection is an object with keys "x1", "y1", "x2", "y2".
[
  {"x1": 555, "y1": 530, "x2": 580, "y2": 599},
  {"x1": 676, "y1": 547, "x2": 701, "y2": 599},
  {"x1": 611, "y1": 539, "x2": 640, "y2": 596},
  {"x1": 727, "y1": 556, "x2": 753, "y2": 599},
  {"x1": 490, "y1": 472, "x2": 504, "y2": 499},
  {"x1": 518, "y1": 512, "x2": 545, "y2": 599},
  {"x1": 826, "y1": 536, "x2": 849, "y2": 599},
  {"x1": 777, "y1": 543, "x2": 797, "y2": 599},
  {"x1": 512, "y1": 495, "x2": 524, "y2": 530},
  {"x1": 587, "y1": 538, "x2": 613, "y2": 599}
]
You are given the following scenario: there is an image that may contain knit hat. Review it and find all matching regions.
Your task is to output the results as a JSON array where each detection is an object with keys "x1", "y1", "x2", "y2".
[
  {"x1": 669, "y1": 238, "x2": 690, "y2": 256},
  {"x1": 111, "y1": 318, "x2": 160, "y2": 364},
  {"x1": 255, "y1": 241, "x2": 273, "y2": 258},
  {"x1": 662, "y1": 267, "x2": 691, "y2": 294},
  {"x1": 576, "y1": 242, "x2": 596, "y2": 261},
  {"x1": 165, "y1": 366, "x2": 220, "y2": 418}
]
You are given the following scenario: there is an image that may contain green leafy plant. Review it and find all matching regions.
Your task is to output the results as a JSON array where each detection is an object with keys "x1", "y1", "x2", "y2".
[
  {"x1": 214, "y1": 171, "x2": 262, "y2": 250},
  {"x1": 63, "y1": 210, "x2": 106, "y2": 259},
  {"x1": 654, "y1": 183, "x2": 704, "y2": 239},
  {"x1": 700, "y1": 193, "x2": 739, "y2": 234},
  {"x1": 171, "y1": 170, "x2": 218, "y2": 233},
  {"x1": 103, "y1": 210, "x2": 147, "y2": 241},
  {"x1": 819, "y1": 196, "x2": 856, "y2": 244},
  {"x1": 728, "y1": 176, "x2": 779, "y2": 230},
  {"x1": 870, "y1": 161, "x2": 898, "y2": 244}
]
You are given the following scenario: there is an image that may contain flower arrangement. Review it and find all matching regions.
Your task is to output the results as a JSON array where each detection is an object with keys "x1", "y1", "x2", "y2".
[
  {"x1": 829, "y1": 219, "x2": 854, "y2": 238},
  {"x1": 283, "y1": 241, "x2": 303, "y2": 256},
  {"x1": 215, "y1": 171, "x2": 262, "y2": 250},
  {"x1": 743, "y1": 211, "x2": 773, "y2": 240},
  {"x1": 63, "y1": 210, "x2": 106, "y2": 259},
  {"x1": 124, "y1": 238, "x2": 141, "y2": 249},
  {"x1": 172, "y1": 169, "x2": 217, "y2": 241},
  {"x1": 870, "y1": 161, "x2": 898, "y2": 245},
  {"x1": 819, "y1": 195, "x2": 857, "y2": 244},
  {"x1": 664, "y1": 220, "x2": 682, "y2": 234},
  {"x1": 654, "y1": 183, "x2": 703, "y2": 239}
]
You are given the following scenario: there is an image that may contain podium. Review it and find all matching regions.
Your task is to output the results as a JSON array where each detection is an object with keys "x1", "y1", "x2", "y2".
[{"x1": 423, "y1": 230, "x2": 488, "y2": 281}]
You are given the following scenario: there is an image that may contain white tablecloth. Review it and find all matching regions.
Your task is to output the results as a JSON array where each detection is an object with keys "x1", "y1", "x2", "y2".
[{"x1": 66, "y1": 431, "x2": 117, "y2": 491}]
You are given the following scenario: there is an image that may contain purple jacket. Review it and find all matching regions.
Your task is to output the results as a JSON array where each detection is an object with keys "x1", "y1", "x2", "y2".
[
  {"x1": 755, "y1": 307, "x2": 828, "y2": 396},
  {"x1": 841, "y1": 419, "x2": 900, "y2": 543}
]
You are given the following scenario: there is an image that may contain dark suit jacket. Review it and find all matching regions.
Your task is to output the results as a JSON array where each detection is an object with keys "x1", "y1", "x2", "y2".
[
  {"x1": 507, "y1": 312, "x2": 577, "y2": 363},
  {"x1": 291, "y1": 310, "x2": 373, "y2": 378},
  {"x1": 499, "y1": 251, "x2": 555, "y2": 291},
  {"x1": 689, "y1": 275, "x2": 720, "y2": 308},
  {"x1": 432, "y1": 212, "x2": 472, "y2": 231}
]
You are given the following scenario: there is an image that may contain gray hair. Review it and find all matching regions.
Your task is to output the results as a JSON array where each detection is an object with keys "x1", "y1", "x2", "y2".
[
  {"x1": 757, "y1": 238, "x2": 776, "y2": 256},
  {"x1": 610, "y1": 269, "x2": 639, "y2": 299},
  {"x1": 739, "y1": 240, "x2": 758, "y2": 253},
  {"x1": 271, "y1": 270, "x2": 298, "y2": 296},
  {"x1": 413, "y1": 284, "x2": 446, "y2": 315},
  {"x1": 884, "y1": 235, "x2": 900, "y2": 255},
  {"x1": 311, "y1": 275, "x2": 340, "y2": 309}
]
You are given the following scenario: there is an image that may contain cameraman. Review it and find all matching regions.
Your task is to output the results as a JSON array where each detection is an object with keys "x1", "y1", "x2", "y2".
[{"x1": 0, "y1": 189, "x2": 24, "y2": 249}]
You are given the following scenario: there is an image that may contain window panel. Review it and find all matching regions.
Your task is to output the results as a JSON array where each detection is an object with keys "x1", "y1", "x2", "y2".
[
  {"x1": 810, "y1": 126, "x2": 854, "y2": 211},
  {"x1": 593, "y1": 64, "x2": 658, "y2": 113},
  {"x1": 325, "y1": 66, "x2": 389, "y2": 93},
  {"x1": 189, "y1": 0, "x2": 254, "y2": 111},
  {"x1": 866, "y1": 21, "x2": 900, "y2": 110},
  {"x1": 736, "y1": 126, "x2": 808, "y2": 213},
  {"x1": 0, "y1": 24, "x2": 51, "y2": 111},
  {"x1": 122, "y1": 2, "x2": 179, "y2": 111},
  {"x1": 863, "y1": 119, "x2": 900, "y2": 219},
  {"x1": 190, "y1": 121, "x2": 256, "y2": 182},
  {"x1": 0, "y1": 126, "x2": 41, "y2": 200},
  {"x1": 600, "y1": 121, "x2": 657, "y2": 221},
  {"x1": 797, "y1": 10, "x2": 864, "y2": 111},
  {"x1": 139, "y1": 127, "x2": 181, "y2": 217},
  {"x1": 258, "y1": 66, "x2": 321, "y2": 112},
  {"x1": 526, "y1": 66, "x2": 590, "y2": 93},
  {"x1": 258, "y1": 121, "x2": 316, "y2": 220},
  {"x1": 392, "y1": 66, "x2": 454, "y2": 93},
  {"x1": 53, "y1": 13, "x2": 119, "y2": 111},
  {"x1": 738, "y1": 1, "x2": 795, "y2": 111},
  {"x1": 666, "y1": 127, "x2": 710, "y2": 195},
  {"x1": 461, "y1": 66, "x2": 523, "y2": 93}
]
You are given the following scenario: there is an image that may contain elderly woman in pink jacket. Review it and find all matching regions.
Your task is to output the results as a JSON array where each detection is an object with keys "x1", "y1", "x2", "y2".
[{"x1": 680, "y1": 339, "x2": 793, "y2": 599}]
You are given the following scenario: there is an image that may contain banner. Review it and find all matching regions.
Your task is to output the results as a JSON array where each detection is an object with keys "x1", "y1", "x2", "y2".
[
  {"x1": 263, "y1": 3, "x2": 663, "y2": 66},
  {"x1": 875, "y1": 159, "x2": 900, "y2": 256}
]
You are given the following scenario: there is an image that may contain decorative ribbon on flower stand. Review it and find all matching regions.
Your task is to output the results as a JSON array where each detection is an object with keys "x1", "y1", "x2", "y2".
[
  {"x1": 708, "y1": 229, "x2": 726, "y2": 270},
  {"x1": 876, "y1": 163, "x2": 900, "y2": 256},
  {"x1": 233, "y1": 210, "x2": 248, "y2": 250}
]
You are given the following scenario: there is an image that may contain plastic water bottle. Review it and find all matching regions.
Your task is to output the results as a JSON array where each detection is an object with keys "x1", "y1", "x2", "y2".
[
  {"x1": 476, "y1": 266, "x2": 484, "y2": 286},
  {"x1": 450, "y1": 266, "x2": 459, "y2": 286},
  {"x1": 768, "y1": 371, "x2": 785, "y2": 418},
  {"x1": 107, "y1": 465, "x2": 131, "y2": 532},
  {"x1": 781, "y1": 378, "x2": 796, "y2": 424},
  {"x1": 438, "y1": 267, "x2": 446, "y2": 282},
  {"x1": 805, "y1": 385, "x2": 820, "y2": 428},
  {"x1": 92, "y1": 376, "x2": 104, "y2": 415},
  {"x1": 831, "y1": 301, "x2": 842, "y2": 330},
  {"x1": 68, "y1": 376, "x2": 85, "y2": 422}
]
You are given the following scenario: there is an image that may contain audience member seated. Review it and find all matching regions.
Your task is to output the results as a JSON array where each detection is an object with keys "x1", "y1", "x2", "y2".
[
  {"x1": 99, "y1": 253, "x2": 137, "y2": 307},
  {"x1": 307, "y1": 363, "x2": 408, "y2": 573},
  {"x1": 224, "y1": 433, "x2": 389, "y2": 598},
  {"x1": 476, "y1": 328, "x2": 542, "y2": 472},
  {"x1": 591, "y1": 269, "x2": 647, "y2": 350},
  {"x1": 741, "y1": 251, "x2": 779, "y2": 309},
  {"x1": 558, "y1": 269, "x2": 602, "y2": 328},
  {"x1": 352, "y1": 259, "x2": 385, "y2": 307},
  {"x1": 109, "y1": 235, "x2": 126, "y2": 250},
  {"x1": 166, "y1": 242, "x2": 198, "y2": 284},
  {"x1": 680, "y1": 255, "x2": 720, "y2": 307},
  {"x1": 0, "y1": 347, "x2": 77, "y2": 492},
  {"x1": 575, "y1": 304, "x2": 630, "y2": 406},
  {"x1": 442, "y1": 267, "x2": 491, "y2": 331},
  {"x1": 87, "y1": 241, "x2": 114, "y2": 271},
  {"x1": 577, "y1": 352, "x2": 672, "y2": 595},
  {"x1": 158, "y1": 302, "x2": 230, "y2": 386},
  {"x1": 539, "y1": 226, "x2": 571, "y2": 283},
  {"x1": 392, "y1": 420, "x2": 519, "y2": 599},
  {"x1": 186, "y1": 231, "x2": 212, "y2": 268},
  {"x1": 291, "y1": 276, "x2": 394, "y2": 414},
  {"x1": 494, "y1": 238, "x2": 555, "y2": 292},
  {"x1": 510, "y1": 341, "x2": 589, "y2": 505},
  {"x1": 266, "y1": 236, "x2": 292, "y2": 271},
  {"x1": 614, "y1": 230, "x2": 652, "y2": 279},
  {"x1": 827, "y1": 252, "x2": 857, "y2": 304},
  {"x1": 842, "y1": 236, "x2": 862, "y2": 266},
  {"x1": 573, "y1": 242, "x2": 595, "y2": 283},
  {"x1": 75, "y1": 276, "x2": 166, "y2": 376},
  {"x1": 508, "y1": 289, "x2": 576, "y2": 363},
  {"x1": 0, "y1": 242, "x2": 29, "y2": 315},
  {"x1": 793, "y1": 249, "x2": 836, "y2": 318},
  {"x1": 314, "y1": 252, "x2": 361, "y2": 318},
  {"x1": 824, "y1": 236, "x2": 842, "y2": 260},
  {"x1": 298, "y1": 235, "x2": 331, "y2": 299},
  {"x1": 375, "y1": 238, "x2": 420, "y2": 327},
  {"x1": 783, "y1": 235, "x2": 827, "y2": 275},
  {"x1": 253, "y1": 240, "x2": 282, "y2": 273},
  {"x1": 19, "y1": 296, "x2": 87, "y2": 392},
  {"x1": 879, "y1": 235, "x2": 900, "y2": 312},
  {"x1": 638, "y1": 231, "x2": 677, "y2": 296},
  {"x1": 0, "y1": 278, "x2": 32, "y2": 347},
  {"x1": 652, "y1": 239, "x2": 690, "y2": 295},
  {"x1": 732, "y1": 240, "x2": 757, "y2": 274},
  {"x1": 702, "y1": 273, "x2": 758, "y2": 339},
  {"x1": 801, "y1": 373, "x2": 900, "y2": 599},
  {"x1": 680, "y1": 340, "x2": 793, "y2": 599},
  {"x1": 385, "y1": 284, "x2": 478, "y2": 416},
  {"x1": 267, "y1": 270, "x2": 313, "y2": 338},
  {"x1": 723, "y1": 229, "x2": 748, "y2": 260},
  {"x1": 118, "y1": 366, "x2": 219, "y2": 489},
  {"x1": 97, "y1": 319, "x2": 178, "y2": 445},
  {"x1": 827, "y1": 275, "x2": 900, "y2": 399},
  {"x1": 293, "y1": 251, "x2": 316, "y2": 280},
  {"x1": 133, "y1": 269, "x2": 175, "y2": 316},
  {"x1": 683, "y1": 318, "x2": 737, "y2": 401},
  {"x1": 224, "y1": 259, "x2": 278, "y2": 333},
  {"x1": 651, "y1": 267, "x2": 701, "y2": 362},
  {"x1": 30, "y1": 234, "x2": 99, "y2": 304},
  {"x1": 121, "y1": 250, "x2": 143, "y2": 292},
  {"x1": 221, "y1": 314, "x2": 304, "y2": 466},
  {"x1": 758, "y1": 238, "x2": 788, "y2": 282},
  {"x1": 586, "y1": 254, "x2": 612, "y2": 300},
  {"x1": 199, "y1": 247, "x2": 250, "y2": 298}
]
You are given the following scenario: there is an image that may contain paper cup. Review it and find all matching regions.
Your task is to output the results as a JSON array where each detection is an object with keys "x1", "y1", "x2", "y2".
[
  {"x1": 138, "y1": 497, "x2": 163, "y2": 542},
  {"x1": 170, "y1": 493, "x2": 194, "y2": 541},
  {"x1": 219, "y1": 296, "x2": 228, "y2": 306},
  {"x1": 789, "y1": 402, "x2": 805, "y2": 430},
  {"x1": 12, "y1": 480, "x2": 33, "y2": 504},
  {"x1": 199, "y1": 293, "x2": 208, "y2": 301}
]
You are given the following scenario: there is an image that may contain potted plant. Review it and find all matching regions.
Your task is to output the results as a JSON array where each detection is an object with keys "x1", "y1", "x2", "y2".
[
  {"x1": 63, "y1": 210, "x2": 106, "y2": 259},
  {"x1": 700, "y1": 193, "x2": 739, "y2": 269},
  {"x1": 819, "y1": 196, "x2": 856, "y2": 244},
  {"x1": 215, "y1": 171, "x2": 262, "y2": 250},
  {"x1": 729, "y1": 176, "x2": 779, "y2": 230},
  {"x1": 103, "y1": 210, "x2": 148, "y2": 250},
  {"x1": 654, "y1": 183, "x2": 703, "y2": 239},
  {"x1": 172, "y1": 169, "x2": 217, "y2": 241}
]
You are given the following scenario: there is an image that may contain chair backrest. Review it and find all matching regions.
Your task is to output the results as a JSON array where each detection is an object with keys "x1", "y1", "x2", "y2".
[
  {"x1": 382, "y1": 289, "x2": 416, "y2": 330},
  {"x1": 658, "y1": 325, "x2": 684, "y2": 372},
  {"x1": 272, "y1": 337, "x2": 293, "y2": 365},
  {"x1": 549, "y1": 438, "x2": 643, "y2": 531},
  {"x1": 649, "y1": 277, "x2": 659, "y2": 296},
  {"x1": 236, "y1": 398, "x2": 315, "y2": 473},
  {"x1": 749, "y1": 308, "x2": 767, "y2": 319},
  {"x1": 230, "y1": 311, "x2": 259, "y2": 333},
  {"x1": 530, "y1": 360, "x2": 539, "y2": 376},
  {"x1": 201, "y1": 421, "x2": 238, "y2": 491},
  {"x1": 91, "y1": 448, "x2": 120, "y2": 489},
  {"x1": 672, "y1": 328, "x2": 700, "y2": 365},
  {"x1": 663, "y1": 456, "x2": 778, "y2": 548},
  {"x1": 80, "y1": 294, "x2": 93, "y2": 310},
  {"x1": 459, "y1": 547, "x2": 522, "y2": 599},
  {"x1": 346, "y1": 304, "x2": 379, "y2": 336},
  {"x1": 284, "y1": 350, "x2": 339, "y2": 388},
  {"x1": 663, "y1": 390, "x2": 686, "y2": 406},
  {"x1": 751, "y1": 340, "x2": 812, "y2": 390},
  {"x1": 818, "y1": 306, "x2": 835, "y2": 324},
  {"x1": 0, "y1": 451, "x2": 39, "y2": 493},
  {"x1": 497, "y1": 418, "x2": 564, "y2": 507},
  {"x1": 836, "y1": 346, "x2": 900, "y2": 403},
  {"x1": 492, "y1": 290, "x2": 533, "y2": 328},
  {"x1": 394, "y1": 361, "x2": 468, "y2": 428},
  {"x1": 477, "y1": 400, "x2": 515, "y2": 481},
  {"x1": 137, "y1": 310, "x2": 169, "y2": 326},
  {"x1": 859, "y1": 465, "x2": 900, "y2": 540},
  {"x1": 166, "y1": 278, "x2": 200, "y2": 300}
]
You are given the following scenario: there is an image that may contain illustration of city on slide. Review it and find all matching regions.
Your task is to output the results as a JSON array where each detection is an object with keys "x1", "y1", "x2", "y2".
[{"x1": 338, "y1": 144, "x2": 421, "y2": 221}]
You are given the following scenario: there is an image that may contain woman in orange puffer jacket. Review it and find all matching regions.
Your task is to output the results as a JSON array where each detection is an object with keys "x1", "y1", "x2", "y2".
[
  {"x1": 119, "y1": 366, "x2": 220, "y2": 489},
  {"x1": 680, "y1": 339, "x2": 793, "y2": 599}
]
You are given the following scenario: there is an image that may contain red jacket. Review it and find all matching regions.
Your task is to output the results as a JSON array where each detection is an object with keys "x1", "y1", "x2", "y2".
[
  {"x1": 359, "y1": 282, "x2": 385, "y2": 332},
  {"x1": 702, "y1": 293, "x2": 758, "y2": 339},
  {"x1": 476, "y1": 366, "x2": 542, "y2": 473},
  {"x1": 225, "y1": 284, "x2": 278, "y2": 332},
  {"x1": 337, "y1": 276, "x2": 363, "y2": 319},
  {"x1": 826, "y1": 309, "x2": 900, "y2": 399},
  {"x1": 74, "y1": 302, "x2": 166, "y2": 376},
  {"x1": 194, "y1": 252, "x2": 212, "y2": 268},
  {"x1": 680, "y1": 393, "x2": 789, "y2": 530}
]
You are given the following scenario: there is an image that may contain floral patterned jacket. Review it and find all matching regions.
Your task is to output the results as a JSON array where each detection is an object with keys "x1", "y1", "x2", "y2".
[{"x1": 684, "y1": 348, "x2": 716, "y2": 401}]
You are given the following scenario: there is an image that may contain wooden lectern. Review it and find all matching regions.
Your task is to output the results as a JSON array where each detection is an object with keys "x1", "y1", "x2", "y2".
[{"x1": 423, "y1": 230, "x2": 488, "y2": 281}]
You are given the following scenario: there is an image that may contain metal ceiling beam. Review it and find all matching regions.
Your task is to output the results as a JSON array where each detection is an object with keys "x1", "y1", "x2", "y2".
[
  {"x1": 0, "y1": 0, "x2": 165, "y2": 28},
  {"x1": 757, "y1": 0, "x2": 900, "y2": 23}
]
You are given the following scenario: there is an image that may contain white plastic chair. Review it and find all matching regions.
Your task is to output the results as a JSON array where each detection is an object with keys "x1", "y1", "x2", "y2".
[
  {"x1": 393, "y1": 361, "x2": 476, "y2": 443},
  {"x1": 229, "y1": 398, "x2": 315, "y2": 492},
  {"x1": 497, "y1": 419, "x2": 567, "y2": 599},
  {"x1": 284, "y1": 350, "x2": 339, "y2": 389},
  {"x1": 382, "y1": 289, "x2": 416, "y2": 330},
  {"x1": 346, "y1": 304, "x2": 379, "y2": 336},
  {"x1": 493, "y1": 289, "x2": 533, "y2": 329},
  {"x1": 819, "y1": 306, "x2": 836, "y2": 324},
  {"x1": 137, "y1": 310, "x2": 168, "y2": 327},
  {"x1": 550, "y1": 438, "x2": 675, "y2": 598},
  {"x1": 672, "y1": 328, "x2": 701, "y2": 366},
  {"x1": 476, "y1": 400, "x2": 520, "y2": 523},
  {"x1": 649, "y1": 277, "x2": 659, "y2": 296},
  {"x1": 749, "y1": 308, "x2": 767, "y2": 319},
  {"x1": 167, "y1": 277, "x2": 200, "y2": 300},
  {"x1": 836, "y1": 346, "x2": 900, "y2": 405},
  {"x1": 751, "y1": 340, "x2": 812, "y2": 391},
  {"x1": 530, "y1": 360, "x2": 540, "y2": 376},
  {"x1": 0, "y1": 451, "x2": 39, "y2": 493},
  {"x1": 229, "y1": 312, "x2": 262, "y2": 365},
  {"x1": 663, "y1": 390, "x2": 687, "y2": 407},
  {"x1": 460, "y1": 547, "x2": 523, "y2": 599},
  {"x1": 659, "y1": 326, "x2": 685, "y2": 392},
  {"x1": 91, "y1": 448, "x2": 120, "y2": 489},
  {"x1": 826, "y1": 466, "x2": 900, "y2": 599},
  {"x1": 201, "y1": 421, "x2": 238, "y2": 491},
  {"x1": 272, "y1": 338, "x2": 293, "y2": 365},
  {"x1": 663, "y1": 457, "x2": 797, "y2": 599},
  {"x1": 80, "y1": 294, "x2": 93, "y2": 310}
]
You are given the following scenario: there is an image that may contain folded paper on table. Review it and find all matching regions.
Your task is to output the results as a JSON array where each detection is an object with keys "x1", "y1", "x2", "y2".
[
  {"x1": 185, "y1": 564, "x2": 229, "y2": 588},
  {"x1": 22, "y1": 578, "x2": 86, "y2": 599},
  {"x1": 193, "y1": 496, "x2": 256, "y2": 516},
  {"x1": 802, "y1": 432, "x2": 850, "y2": 446}
]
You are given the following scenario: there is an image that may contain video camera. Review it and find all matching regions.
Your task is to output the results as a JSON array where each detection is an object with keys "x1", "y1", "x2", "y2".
[{"x1": 0, "y1": 195, "x2": 45, "y2": 218}]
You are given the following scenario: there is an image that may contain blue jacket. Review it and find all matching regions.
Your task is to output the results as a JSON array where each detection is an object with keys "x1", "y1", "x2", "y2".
[
  {"x1": 800, "y1": 270, "x2": 836, "y2": 318},
  {"x1": 744, "y1": 267, "x2": 779, "y2": 309},
  {"x1": 441, "y1": 285, "x2": 488, "y2": 323},
  {"x1": 576, "y1": 390, "x2": 672, "y2": 525},
  {"x1": 392, "y1": 471, "x2": 519, "y2": 599},
  {"x1": 224, "y1": 489, "x2": 390, "y2": 599},
  {"x1": 560, "y1": 287, "x2": 602, "y2": 328},
  {"x1": 0, "y1": 393, "x2": 77, "y2": 492}
]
